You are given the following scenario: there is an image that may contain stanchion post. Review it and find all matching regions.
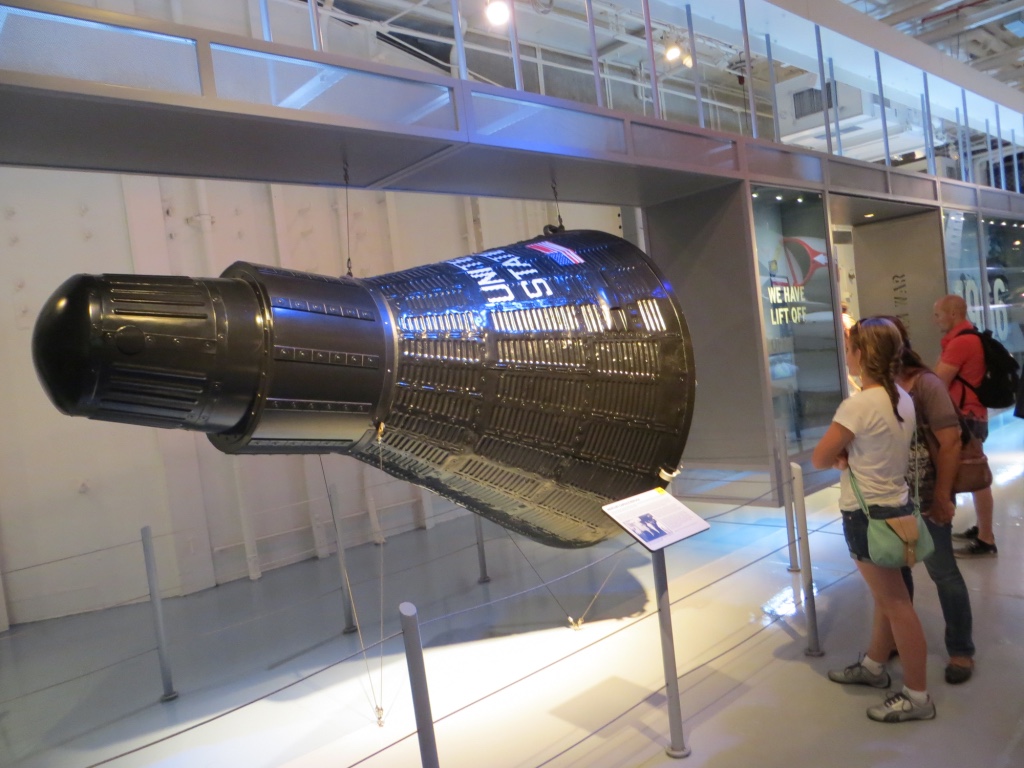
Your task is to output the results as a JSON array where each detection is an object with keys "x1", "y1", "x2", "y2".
[
  {"x1": 652, "y1": 549, "x2": 691, "y2": 759},
  {"x1": 776, "y1": 426, "x2": 800, "y2": 571},
  {"x1": 328, "y1": 484, "x2": 358, "y2": 634},
  {"x1": 399, "y1": 602, "x2": 440, "y2": 768},
  {"x1": 140, "y1": 526, "x2": 178, "y2": 702},
  {"x1": 790, "y1": 463, "x2": 822, "y2": 656},
  {"x1": 474, "y1": 515, "x2": 490, "y2": 584}
]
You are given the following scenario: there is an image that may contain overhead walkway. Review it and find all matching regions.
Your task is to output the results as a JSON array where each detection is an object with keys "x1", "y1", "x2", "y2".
[{"x1": 2, "y1": 0, "x2": 1020, "y2": 214}]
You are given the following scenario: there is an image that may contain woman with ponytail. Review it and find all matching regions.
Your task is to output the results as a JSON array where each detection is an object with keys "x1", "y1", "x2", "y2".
[{"x1": 812, "y1": 317, "x2": 934, "y2": 723}]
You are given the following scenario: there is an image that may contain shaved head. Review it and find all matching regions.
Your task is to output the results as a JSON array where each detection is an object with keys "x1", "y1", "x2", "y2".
[{"x1": 933, "y1": 294, "x2": 966, "y2": 333}]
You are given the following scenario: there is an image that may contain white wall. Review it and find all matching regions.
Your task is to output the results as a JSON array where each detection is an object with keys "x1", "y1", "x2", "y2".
[{"x1": 0, "y1": 166, "x2": 621, "y2": 625}]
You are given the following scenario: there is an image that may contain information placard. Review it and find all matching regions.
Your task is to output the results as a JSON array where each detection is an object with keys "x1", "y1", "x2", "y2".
[{"x1": 602, "y1": 488, "x2": 709, "y2": 551}]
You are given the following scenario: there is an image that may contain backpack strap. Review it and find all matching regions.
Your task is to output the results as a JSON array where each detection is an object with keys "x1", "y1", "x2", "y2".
[{"x1": 951, "y1": 327, "x2": 982, "y2": 408}]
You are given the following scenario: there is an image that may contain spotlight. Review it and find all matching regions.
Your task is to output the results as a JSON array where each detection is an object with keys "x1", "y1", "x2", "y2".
[
  {"x1": 485, "y1": 0, "x2": 510, "y2": 26},
  {"x1": 33, "y1": 231, "x2": 696, "y2": 549},
  {"x1": 663, "y1": 36, "x2": 693, "y2": 68}
]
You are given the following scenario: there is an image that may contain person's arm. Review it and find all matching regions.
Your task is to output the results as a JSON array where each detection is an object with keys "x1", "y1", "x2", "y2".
[
  {"x1": 927, "y1": 425, "x2": 960, "y2": 525},
  {"x1": 934, "y1": 360, "x2": 959, "y2": 387},
  {"x1": 812, "y1": 421, "x2": 854, "y2": 470}
]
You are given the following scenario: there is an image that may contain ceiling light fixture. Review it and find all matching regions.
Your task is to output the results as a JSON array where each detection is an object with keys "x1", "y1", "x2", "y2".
[
  {"x1": 663, "y1": 34, "x2": 693, "y2": 68},
  {"x1": 485, "y1": 0, "x2": 510, "y2": 26},
  {"x1": 863, "y1": 213, "x2": 875, "y2": 218}
]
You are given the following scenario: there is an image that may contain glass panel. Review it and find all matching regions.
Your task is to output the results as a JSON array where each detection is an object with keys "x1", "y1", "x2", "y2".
[
  {"x1": 877, "y1": 51, "x2": 930, "y2": 174},
  {"x1": 752, "y1": 186, "x2": 842, "y2": 454},
  {"x1": 927, "y1": 74, "x2": 970, "y2": 182},
  {"x1": 963, "y1": 92, "x2": 999, "y2": 188},
  {"x1": 817, "y1": 28, "x2": 888, "y2": 164},
  {"x1": 981, "y1": 217, "x2": 1024, "y2": 367},
  {"x1": 211, "y1": 45, "x2": 456, "y2": 131},
  {"x1": 652, "y1": 5, "x2": 705, "y2": 128},
  {"x1": 0, "y1": 5, "x2": 200, "y2": 95},
  {"x1": 470, "y1": 92, "x2": 626, "y2": 154},
  {"x1": 741, "y1": 2, "x2": 835, "y2": 153},
  {"x1": 525, "y1": 0, "x2": 604, "y2": 106},
  {"x1": 682, "y1": 1, "x2": 754, "y2": 136},
  {"x1": 943, "y1": 210, "x2": 986, "y2": 328}
]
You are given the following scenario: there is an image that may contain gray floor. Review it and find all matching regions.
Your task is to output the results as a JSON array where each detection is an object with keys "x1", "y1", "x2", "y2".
[{"x1": 2, "y1": 417, "x2": 1022, "y2": 768}]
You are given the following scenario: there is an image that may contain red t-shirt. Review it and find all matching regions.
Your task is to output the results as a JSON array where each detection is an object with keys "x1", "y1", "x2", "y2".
[{"x1": 940, "y1": 319, "x2": 987, "y2": 420}]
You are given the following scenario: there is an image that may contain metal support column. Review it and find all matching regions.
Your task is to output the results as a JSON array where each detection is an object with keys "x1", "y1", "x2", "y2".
[
  {"x1": 450, "y1": 0, "x2": 468, "y2": 80},
  {"x1": 329, "y1": 484, "x2": 358, "y2": 634},
  {"x1": 923, "y1": 73, "x2": 936, "y2": 177},
  {"x1": 874, "y1": 52, "x2": 891, "y2": 166},
  {"x1": 962, "y1": 90, "x2": 974, "y2": 183},
  {"x1": 776, "y1": 427, "x2": 799, "y2": 572},
  {"x1": 790, "y1": 464, "x2": 822, "y2": 656},
  {"x1": 474, "y1": 515, "x2": 491, "y2": 584},
  {"x1": 739, "y1": 0, "x2": 757, "y2": 138},
  {"x1": 996, "y1": 105, "x2": 1006, "y2": 190},
  {"x1": 815, "y1": 26, "x2": 832, "y2": 155},
  {"x1": 584, "y1": 0, "x2": 604, "y2": 108},
  {"x1": 141, "y1": 526, "x2": 178, "y2": 702},
  {"x1": 640, "y1": 0, "x2": 661, "y2": 119},
  {"x1": 766, "y1": 34, "x2": 780, "y2": 143},
  {"x1": 652, "y1": 549, "x2": 690, "y2": 758},
  {"x1": 400, "y1": 602, "x2": 441, "y2": 768},
  {"x1": 508, "y1": 1, "x2": 524, "y2": 91},
  {"x1": 687, "y1": 5, "x2": 704, "y2": 129}
]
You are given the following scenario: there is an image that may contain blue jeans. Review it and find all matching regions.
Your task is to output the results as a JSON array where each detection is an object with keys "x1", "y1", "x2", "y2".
[{"x1": 903, "y1": 519, "x2": 975, "y2": 659}]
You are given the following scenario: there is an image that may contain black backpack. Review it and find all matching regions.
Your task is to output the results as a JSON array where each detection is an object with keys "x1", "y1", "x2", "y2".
[{"x1": 955, "y1": 328, "x2": 1021, "y2": 409}]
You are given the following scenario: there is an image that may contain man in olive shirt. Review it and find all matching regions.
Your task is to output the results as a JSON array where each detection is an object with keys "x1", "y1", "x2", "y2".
[{"x1": 932, "y1": 294, "x2": 996, "y2": 557}]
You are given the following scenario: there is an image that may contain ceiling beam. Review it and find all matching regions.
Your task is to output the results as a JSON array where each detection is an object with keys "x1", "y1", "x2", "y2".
[
  {"x1": 971, "y1": 43, "x2": 1024, "y2": 72},
  {"x1": 881, "y1": 1, "x2": 962, "y2": 29},
  {"x1": 916, "y1": 0, "x2": 1024, "y2": 45}
]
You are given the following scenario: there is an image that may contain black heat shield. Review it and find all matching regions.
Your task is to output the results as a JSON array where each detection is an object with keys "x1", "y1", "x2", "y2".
[{"x1": 33, "y1": 230, "x2": 695, "y2": 548}]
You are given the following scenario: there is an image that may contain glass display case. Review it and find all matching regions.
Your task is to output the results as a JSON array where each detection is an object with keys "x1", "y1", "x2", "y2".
[{"x1": 752, "y1": 186, "x2": 843, "y2": 455}]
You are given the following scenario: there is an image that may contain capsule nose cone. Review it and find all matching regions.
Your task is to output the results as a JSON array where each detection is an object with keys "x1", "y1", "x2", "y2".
[{"x1": 33, "y1": 274, "x2": 97, "y2": 415}]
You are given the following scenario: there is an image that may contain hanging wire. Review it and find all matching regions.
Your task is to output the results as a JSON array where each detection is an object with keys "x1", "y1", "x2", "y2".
[
  {"x1": 502, "y1": 528, "x2": 581, "y2": 625},
  {"x1": 344, "y1": 162, "x2": 353, "y2": 278},
  {"x1": 566, "y1": 548, "x2": 627, "y2": 630},
  {"x1": 374, "y1": 422, "x2": 387, "y2": 724},
  {"x1": 543, "y1": 179, "x2": 566, "y2": 236},
  {"x1": 318, "y1": 455, "x2": 386, "y2": 726}
]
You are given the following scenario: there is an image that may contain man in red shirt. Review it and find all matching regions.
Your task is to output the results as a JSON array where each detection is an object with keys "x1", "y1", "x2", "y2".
[{"x1": 933, "y1": 294, "x2": 997, "y2": 557}]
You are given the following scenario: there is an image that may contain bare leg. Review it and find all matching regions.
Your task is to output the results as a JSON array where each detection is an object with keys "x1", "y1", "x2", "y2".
[
  {"x1": 857, "y1": 560, "x2": 928, "y2": 691},
  {"x1": 972, "y1": 487, "x2": 995, "y2": 545}
]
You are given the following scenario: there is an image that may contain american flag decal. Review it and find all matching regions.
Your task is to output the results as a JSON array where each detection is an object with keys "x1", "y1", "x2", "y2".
[{"x1": 525, "y1": 241, "x2": 585, "y2": 266}]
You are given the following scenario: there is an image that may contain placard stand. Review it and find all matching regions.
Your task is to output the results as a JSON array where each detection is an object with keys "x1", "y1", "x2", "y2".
[{"x1": 603, "y1": 488, "x2": 710, "y2": 759}]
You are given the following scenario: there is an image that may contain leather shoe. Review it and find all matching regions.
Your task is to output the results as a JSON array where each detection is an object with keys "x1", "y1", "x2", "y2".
[{"x1": 945, "y1": 658, "x2": 974, "y2": 685}]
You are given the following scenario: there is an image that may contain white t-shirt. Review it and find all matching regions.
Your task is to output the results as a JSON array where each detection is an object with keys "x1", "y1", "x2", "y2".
[{"x1": 833, "y1": 385, "x2": 915, "y2": 510}]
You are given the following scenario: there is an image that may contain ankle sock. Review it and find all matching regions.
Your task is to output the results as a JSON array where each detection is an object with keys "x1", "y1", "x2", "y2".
[
  {"x1": 903, "y1": 685, "x2": 929, "y2": 705},
  {"x1": 861, "y1": 656, "x2": 885, "y2": 675}
]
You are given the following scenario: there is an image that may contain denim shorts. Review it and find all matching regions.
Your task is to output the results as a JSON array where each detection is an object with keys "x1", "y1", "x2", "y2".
[{"x1": 840, "y1": 501, "x2": 915, "y2": 563}]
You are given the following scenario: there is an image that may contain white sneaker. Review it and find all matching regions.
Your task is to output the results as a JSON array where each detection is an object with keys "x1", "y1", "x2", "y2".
[{"x1": 866, "y1": 691, "x2": 936, "y2": 723}]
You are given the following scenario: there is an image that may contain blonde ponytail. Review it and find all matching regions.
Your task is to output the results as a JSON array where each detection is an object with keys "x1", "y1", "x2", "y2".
[{"x1": 848, "y1": 318, "x2": 905, "y2": 422}]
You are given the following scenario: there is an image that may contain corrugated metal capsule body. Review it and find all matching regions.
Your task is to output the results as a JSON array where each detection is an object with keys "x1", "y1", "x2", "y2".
[
  {"x1": 362, "y1": 230, "x2": 695, "y2": 548},
  {"x1": 33, "y1": 230, "x2": 694, "y2": 548}
]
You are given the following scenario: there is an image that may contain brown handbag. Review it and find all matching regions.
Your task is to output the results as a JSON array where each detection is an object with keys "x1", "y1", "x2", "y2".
[{"x1": 923, "y1": 414, "x2": 993, "y2": 493}]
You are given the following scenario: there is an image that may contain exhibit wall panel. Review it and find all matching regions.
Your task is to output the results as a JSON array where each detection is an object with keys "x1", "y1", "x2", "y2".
[
  {"x1": 644, "y1": 182, "x2": 776, "y2": 501},
  {"x1": 2, "y1": 165, "x2": 618, "y2": 621},
  {"x1": 0, "y1": 167, "x2": 178, "y2": 622},
  {"x1": 851, "y1": 211, "x2": 947, "y2": 358}
]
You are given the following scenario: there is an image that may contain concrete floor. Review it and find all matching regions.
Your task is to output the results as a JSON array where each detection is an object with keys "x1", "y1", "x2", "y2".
[{"x1": 2, "y1": 417, "x2": 1022, "y2": 768}]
